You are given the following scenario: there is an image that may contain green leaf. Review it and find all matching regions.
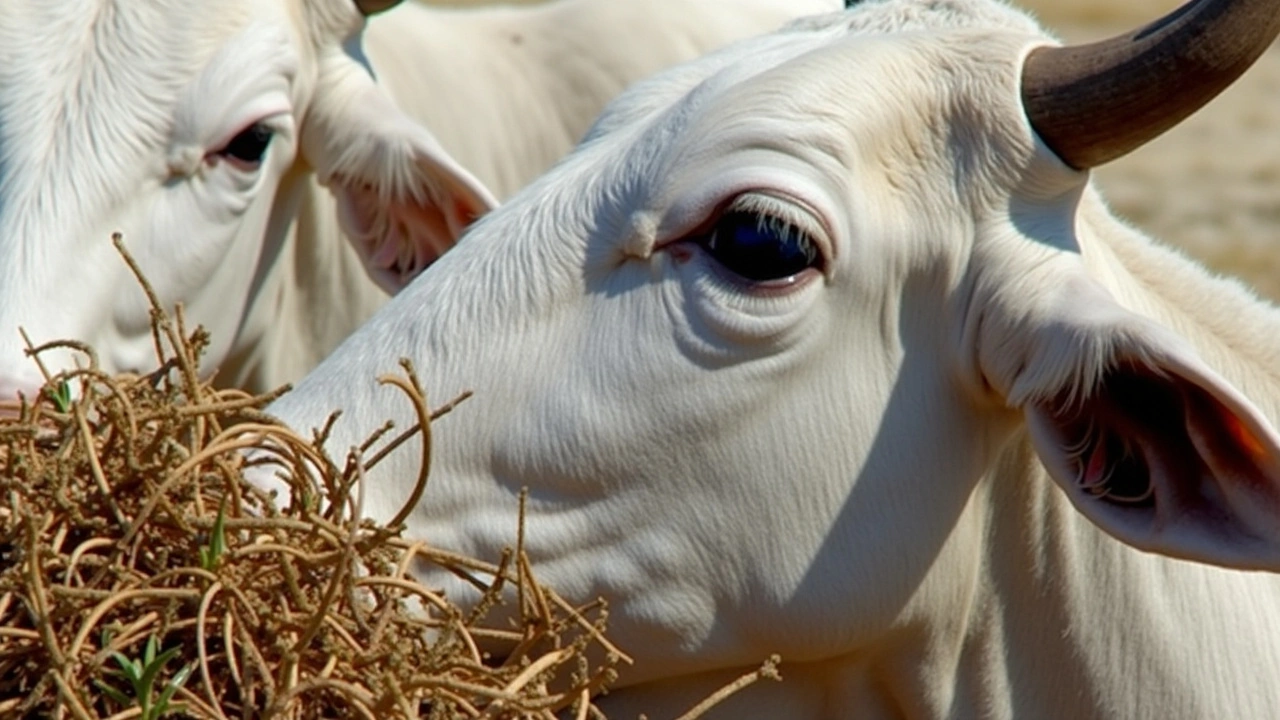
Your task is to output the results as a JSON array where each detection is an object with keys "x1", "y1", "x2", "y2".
[
  {"x1": 110, "y1": 650, "x2": 143, "y2": 683},
  {"x1": 46, "y1": 379, "x2": 71, "y2": 412},
  {"x1": 93, "y1": 679, "x2": 133, "y2": 708},
  {"x1": 155, "y1": 662, "x2": 195, "y2": 714},
  {"x1": 200, "y1": 499, "x2": 227, "y2": 571},
  {"x1": 138, "y1": 645, "x2": 184, "y2": 700}
]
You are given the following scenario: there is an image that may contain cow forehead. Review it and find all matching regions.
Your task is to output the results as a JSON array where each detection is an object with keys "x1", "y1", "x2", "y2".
[
  {"x1": 580, "y1": 17, "x2": 1048, "y2": 248},
  {"x1": 586, "y1": 0, "x2": 1046, "y2": 148},
  {"x1": 0, "y1": 2, "x2": 299, "y2": 246}
]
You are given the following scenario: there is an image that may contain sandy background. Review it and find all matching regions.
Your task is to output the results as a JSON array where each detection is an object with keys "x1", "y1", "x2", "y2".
[{"x1": 425, "y1": 0, "x2": 1280, "y2": 300}]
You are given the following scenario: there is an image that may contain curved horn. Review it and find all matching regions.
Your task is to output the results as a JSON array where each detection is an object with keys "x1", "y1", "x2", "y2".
[
  {"x1": 1022, "y1": 0, "x2": 1280, "y2": 169},
  {"x1": 354, "y1": 0, "x2": 404, "y2": 16}
]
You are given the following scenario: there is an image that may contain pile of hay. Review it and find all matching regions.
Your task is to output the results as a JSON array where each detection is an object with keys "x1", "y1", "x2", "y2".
[{"x1": 0, "y1": 242, "x2": 776, "y2": 719}]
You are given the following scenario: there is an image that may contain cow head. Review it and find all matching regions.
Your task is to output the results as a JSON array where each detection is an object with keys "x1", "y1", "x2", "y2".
[
  {"x1": 0, "y1": 0, "x2": 495, "y2": 401},
  {"x1": 259, "y1": 0, "x2": 1280, "y2": 697}
]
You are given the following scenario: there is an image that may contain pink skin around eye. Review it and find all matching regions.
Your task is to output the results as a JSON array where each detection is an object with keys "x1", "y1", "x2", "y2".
[{"x1": 204, "y1": 153, "x2": 262, "y2": 173}]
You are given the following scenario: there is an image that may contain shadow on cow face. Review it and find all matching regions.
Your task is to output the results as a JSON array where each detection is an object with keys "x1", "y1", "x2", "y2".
[{"x1": 0, "y1": 0, "x2": 493, "y2": 400}]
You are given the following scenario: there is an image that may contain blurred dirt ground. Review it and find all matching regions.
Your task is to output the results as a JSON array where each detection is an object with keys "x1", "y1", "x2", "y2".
[{"x1": 425, "y1": 0, "x2": 1280, "y2": 300}]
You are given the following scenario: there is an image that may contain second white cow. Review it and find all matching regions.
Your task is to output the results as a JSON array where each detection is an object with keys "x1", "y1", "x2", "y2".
[
  {"x1": 258, "y1": 0, "x2": 1280, "y2": 717},
  {"x1": 0, "y1": 0, "x2": 837, "y2": 399}
]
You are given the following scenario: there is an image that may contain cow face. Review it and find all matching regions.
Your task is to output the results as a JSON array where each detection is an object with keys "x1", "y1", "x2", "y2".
[
  {"x1": 260, "y1": 0, "x2": 1280, "y2": 702},
  {"x1": 0, "y1": 0, "x2": 493, "y2": 400},
  {"x1": 262, "y1": 2, "x2": 1055, "y2": 679}
]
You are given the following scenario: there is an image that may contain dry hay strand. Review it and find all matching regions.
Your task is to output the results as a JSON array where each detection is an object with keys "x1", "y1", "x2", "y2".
[{"x1": 0, "y1": 236, "x2": 778, "y2": 719}]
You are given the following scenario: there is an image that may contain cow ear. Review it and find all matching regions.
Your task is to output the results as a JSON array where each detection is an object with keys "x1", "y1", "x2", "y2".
[
  {"x1": 981, "y1": 271, "x2": 1280, "y2": 570},
  {"x1": 302, "y1": 74, "x2": 498, "y2": 294},
  {"x1": 330, "y1": 145, "x2": 497, "y2": 294}
]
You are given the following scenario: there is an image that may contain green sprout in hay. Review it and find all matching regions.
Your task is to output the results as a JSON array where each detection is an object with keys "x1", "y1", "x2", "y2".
[
  {"x1": 94, "y1": 634, "x2": 195, "y2": 720},
  {"x1": 199, "y1": 498, "x2": 228, "y2": 572},
  {"x1": 44, "y1": 378, "x2": 72, "y2": 413}
]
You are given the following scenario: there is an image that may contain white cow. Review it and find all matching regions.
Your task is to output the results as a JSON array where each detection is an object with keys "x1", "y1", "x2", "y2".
[
  {"x1": 258, "y1": 0, "x2": 1280, "y2": 717},
  {"x1": 0, "y1": 0, "x2": 837, "y2": 400}
]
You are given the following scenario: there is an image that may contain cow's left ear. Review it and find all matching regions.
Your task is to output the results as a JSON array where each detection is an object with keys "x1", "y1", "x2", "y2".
[
  {"x1": 980, "y1": 270, "x2": 1280, "y2": 570},
  {"x1": 301, "y1": 66, "x2": 498, "y2": 294}
]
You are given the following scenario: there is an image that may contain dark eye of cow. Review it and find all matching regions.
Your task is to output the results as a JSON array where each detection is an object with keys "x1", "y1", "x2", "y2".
[
  {"x1": 702, "y1": 211, "x2": 820, "y2": 282},
  {"x1": 216, "y1": 122, "x2": 274, "y2": 165}
]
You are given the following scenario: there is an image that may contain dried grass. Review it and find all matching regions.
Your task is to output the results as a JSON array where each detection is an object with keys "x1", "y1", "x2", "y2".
[{"x1": 0, "y1": 236, "x2": 777, "y2": 719}]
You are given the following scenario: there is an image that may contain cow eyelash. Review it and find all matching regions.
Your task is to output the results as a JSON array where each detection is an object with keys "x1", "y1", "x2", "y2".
[
  {"x1": 722, "y1": 193, "x2": 824, "y2": 242},
  {"x1": 697, "y1": 193, "x2": 827, "y2": 283}
]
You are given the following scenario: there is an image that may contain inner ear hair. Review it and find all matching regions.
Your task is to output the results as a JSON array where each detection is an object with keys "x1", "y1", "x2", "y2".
[
  {"x1": 1036, "y1": 356, "x2": 1280, "y2": 551},
  {"x1": 1051, "y1": 361, "x2": 1186, "y2": 509}
]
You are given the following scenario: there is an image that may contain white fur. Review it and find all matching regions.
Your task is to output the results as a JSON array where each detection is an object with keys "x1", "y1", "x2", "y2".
[
  {"x1": 0, "y1": 0, "x2": 837, "y2": 397},
  {"x1": 259, "y1": 1, "x2": 1280, "y2": 717}
]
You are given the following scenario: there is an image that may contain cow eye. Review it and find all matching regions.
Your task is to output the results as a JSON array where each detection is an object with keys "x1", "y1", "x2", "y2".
[
  {"x1": 702, "y1": 210, "x2": 820, "y2": 282},
  {"x1": 216, "y1": 122, "x2": 274, "y2": 166}
]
